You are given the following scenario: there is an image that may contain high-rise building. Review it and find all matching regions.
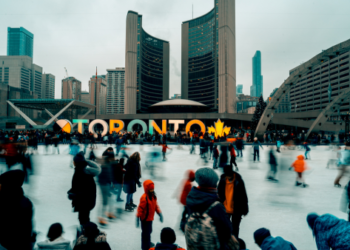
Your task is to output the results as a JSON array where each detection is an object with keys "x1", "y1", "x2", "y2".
[
  {"x1": 236, "y1": 94, "x2": 259, "y2": 113},
  {"x1": 42, "y1": 73, "x2": 55, "y2": 99},
  {"x1": 106, "y1": 68, "x2": 125, "y2": 114},
  {"x1": 251, "y1": 51, "x2": 263, "y2": 97},
  {"x1": 81, "y1": 91, "x2": 90, "y2": 104},
  {"x1": 181, "y1": 0, "x2": 236, "y2": 113},
  {"x1": 237, "y1": 84, "x2": 243, "y2": 95},
  {"x1": 7, "y1": 27, "x2": 34, "y2": 58},
  {"x1": 125, "y1": 11, "x2": 170, "y2": 114},
  {"x1": 0, "y1": 56, "x2": 42, "y2": 98},
  {"x1": 268, "y1": 88, "x2": 290, "y2": 113},
  {"x1": 89, "y1": 75, "x2": 107, "y2": 115},
  {"x1": 62, "y1": 77, "x2": 81, "y2": 101},
  {"x1": 171, "y1": 94, "x2": 181, "y2": 99}
]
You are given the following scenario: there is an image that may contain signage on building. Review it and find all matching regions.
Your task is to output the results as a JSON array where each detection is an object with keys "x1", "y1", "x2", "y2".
[{"x1": 15, "y1": 125, "x2": 26, "y2": 129}]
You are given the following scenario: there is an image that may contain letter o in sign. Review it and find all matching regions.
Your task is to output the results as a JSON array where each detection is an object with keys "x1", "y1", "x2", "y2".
[{"x1": 89, "y1": 119, "x2": 109, "y2": 138}]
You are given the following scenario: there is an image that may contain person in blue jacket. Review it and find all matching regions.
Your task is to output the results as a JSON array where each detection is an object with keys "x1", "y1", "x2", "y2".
[{"x1": 254, "y1": 228, "x2": 297, "y2": 250}]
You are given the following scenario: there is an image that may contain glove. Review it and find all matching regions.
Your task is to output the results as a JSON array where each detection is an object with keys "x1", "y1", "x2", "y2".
[
  {"x1": 138, "y1": 182, "x2": 142, "y2": 188},
  {"x1": 289, "y1": 167, "x2": 292, "y2": 171},
  {"x1": 136, "y1": 217, "x2": 140, "y2": 228},
  {"x1": 159, "y1": 213, "x2": 164, "y2": 223}
]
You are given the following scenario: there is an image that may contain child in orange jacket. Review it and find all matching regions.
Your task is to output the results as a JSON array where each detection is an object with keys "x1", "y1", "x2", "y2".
[
  {"x1": 290, "y1": 155, "x2": 308, "y2": 187},
  {"x1": 136, "y1": 180, "x2": 163, "y2": 250}
]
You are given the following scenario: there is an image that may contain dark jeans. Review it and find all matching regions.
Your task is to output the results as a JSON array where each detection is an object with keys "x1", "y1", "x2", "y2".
[
  {"x1": 78, "y1": 209, "x2": 91, "y2": 225},
  {"x1": 181, "y1": 206, "x2": 189, "y2": 222},
  {"x1": 227, "y1": 213, "x2": 242, "y2": 238},
  {"x1": 141, "y1": 220, "x2": 153, "y2": 250},
  {"x1": 230, "y1": 156, "x2": 237, "y2": 167},
  {"x1": 254, "y1": 149, "x2": 260, "y2": 161},
  {"x1": 237, "y1": 149, "x2": 243, "y2": 157}
]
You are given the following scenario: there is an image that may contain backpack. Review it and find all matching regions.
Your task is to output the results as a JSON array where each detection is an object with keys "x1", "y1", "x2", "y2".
[{"x1": 185, "y1": 201, "x2": 221, "y2": 250}]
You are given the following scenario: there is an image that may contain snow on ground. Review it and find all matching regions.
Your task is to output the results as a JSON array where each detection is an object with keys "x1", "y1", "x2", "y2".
[{"x1": 1, "y1": 144, "x2": 348, "y2": 250}]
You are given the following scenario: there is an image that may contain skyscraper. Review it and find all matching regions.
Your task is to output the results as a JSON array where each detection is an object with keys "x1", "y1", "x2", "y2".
[
  {"x1": 42, "y1": 73, "x2": 55, "y2": 99},
  {"x1": 7, "y1": 27, "x2": 34, "y2": 58},
  {"x1": 237, "y1": 84, "x2": 243, "y2": 95},
  {"x1": 106, "y1": 68, "x2": 125, "y2": 114},
  {"x1": 89, "y1": 75, "x2": 107, "y2": 115},
  {"x1": 250, "y1": 51, "x2": 263, "y2": 97},
  {"x1": 62, "y1": 77, "x2": 81, "y2": 101},
  {"x1": 181, "y1": 0, "x2": 236, "y2": 113},
  {"x1": 125, "y1": 11, "x2": 170, "y2": 114}
]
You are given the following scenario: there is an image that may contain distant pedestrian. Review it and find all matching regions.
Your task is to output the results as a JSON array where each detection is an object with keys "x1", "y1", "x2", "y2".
[
  {"x1": 304, "y1": 142, "x2": 311, "y2": 160},
  {"x1": 213, "y1": 145, "x2": 219, "y2": 169},
  {"x1": 162, "y1": 144, "x2": 171, "y2": 161},
  {"x1": 229, "y1": 144, "x2": 238, "y2": 171},
  {"x1": 267, "y1": 148, "x2": 278, "y2": 182},
  {"x1": 252, "y1": 138, "x2": 263, "y2": 162}
]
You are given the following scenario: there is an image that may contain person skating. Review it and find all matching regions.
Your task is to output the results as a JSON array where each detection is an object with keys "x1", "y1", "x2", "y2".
[
  {"x1": 123, "y1": 152, "x2": 142, "y2": 212},
  {"x1": 252, "y1": 137, "x2": 263, "y2": 162},
  {"x1": 37, "y1": 223, "x2": 72, "y2": 250},
  {"x1": 253, "y1": 228, "x2": 297, "y2": 250},
  {"x1": 0, "y1": 170, "x2": 35, "y2": 250},
  {"x1": 235, "y1": 136, "x2": 244, "y2": 157},
  {"x1": 113, "y1": 158, "x2": 125, "y2": 202},
  {"x1": 136, "y1": 179, "x2": 164, "y2": 250},
  {"x1": 218, "y1": 165, "x2": 249, "y2": 238},
  {"x1": 213, "y1": 145, "x2": 219, "y2": 169},
  {"x1": 179, "y1": 170, "x2": 195, "y2": 232},
  {"x1": 149, "y1": 228, "x2": 185, "y2": 250},
  {"x1": 229, "y1": 144, "x2": 238, "y2": 171},
  {"x1": 162, "y1": 144, "x2": 171, "y2": 161},
  {"x1": 334, "y1": 141, "x2": 350, "y2": 187},
  {"x1": 73, "y1": 222, "x2": 111, "y2": 250},
  {"x1": 304, "y1": 142, "x2": 311, "y2": 160},
  {"x1": 289, "y1": 155, "x2": 308, "y2": 187},
  {"x1": 68, "y1": 152, "x2": 101, "y2": 226},
  {"x1": 267, "y1": 148, "x2": 278, "y2": 182},
  {"x1": 307, "y1": 213, "x2": 350, "y2": 250}
]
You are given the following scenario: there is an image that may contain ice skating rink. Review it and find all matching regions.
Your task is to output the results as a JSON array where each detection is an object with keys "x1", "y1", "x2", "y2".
[{"x1": 5, "y1": 144, "x2": 348, "y2": 250}]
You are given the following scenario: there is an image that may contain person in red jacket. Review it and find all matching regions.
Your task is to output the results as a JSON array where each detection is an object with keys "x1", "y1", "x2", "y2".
[
  {"x1": 136, "y1": 180, "x2": 164, "y2": 250},
  {"x1": 229, "y1": 144, "x2": 238, "y2": 171},
  {"x1": 162, "y1": 144, "x2": 171, "y2": 161},
  {"x1": 179, "y1": 170, "x2": 195, "y2": 232}
]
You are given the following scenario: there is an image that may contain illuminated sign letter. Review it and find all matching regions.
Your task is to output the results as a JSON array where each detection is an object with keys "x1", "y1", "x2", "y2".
[
  {"x1": 110, "y1": 120, "x2": 125, "y2": 134},
  {"x1": 149, "y1": 120, "x2": 167, "y2": 135},
  {"x1": 89, "y1": 119, "x2": 109, "y2": 138},
  {"x1": 73, "y1": 119, "x2": 88, "y2": 134},
  {"x1": 169, "y1": 120, "x2": 185, "y2": 133},
  {"x1": 127, "y1": 119, "x2": 148, "y2": 134},
  {"x1": 186, "y1": 119, "x2": 206, "y2": 137},
  {"x1": 207, "y1": 119, "x2": 231, "y2": 138}
]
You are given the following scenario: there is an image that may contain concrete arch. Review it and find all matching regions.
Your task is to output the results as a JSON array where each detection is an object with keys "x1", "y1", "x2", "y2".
[
  {"x1": 305, "y1": 89, "x2": 350, "y2": 139},
  {"x1": 255, "y1": 39, "x2": 350, "y2": 139}
]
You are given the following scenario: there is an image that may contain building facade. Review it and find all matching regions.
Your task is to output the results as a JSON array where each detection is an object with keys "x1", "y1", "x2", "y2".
[
  {"x1": 0, "y1": 56, "x2": 42, "y2": 98},
  {"x1": 181, "y1": 0, "x2": 236, "y2": 113},
  {"x1": 171, "y1": 94, "x2": 182, "y2": 99},
  {"x1": 89, "y1": 75, "x2": 107, "y2": 115},
  {"x1": 7, "y1": 27, "x2": 34, "y2": 58},
  {"x1": 106, "y1": 68, "x2": 125, "y2": 114},
  {"x1": 81, "y1": 91, "x2": 90, "y2": 104},
  {"x1": 125, "y1": 11, "x2": 170, "y2": 114},
  {"x1": 42, "y1": 73, "x2": 55, "y2": 99},
  {"x1": 62, "y1": 77, "x2": 81, "y2": 101},
  {"x1": 236, "y1": 94, "x2": 259, "y2": 113},
  {"x1": 268, "y1": 88, "x2": 290, "y2": 113},
  {"x1": 251, "y1": 51, "x2": 263, "y2": 97},
  {"x1": 237, "y1": 84, "x2": 243, "y2": 95}
]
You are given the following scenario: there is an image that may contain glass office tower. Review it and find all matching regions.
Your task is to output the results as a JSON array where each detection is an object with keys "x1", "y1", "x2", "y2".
[
  {"x1": 181, "y1": 0, "x2": 236, "y2": 113},
  {"x1": 250, "y1": 51, "x2": 263, "y2": 97},
  {"x1": 7, "y1": 27, "x2": 34, "y2": 58}
]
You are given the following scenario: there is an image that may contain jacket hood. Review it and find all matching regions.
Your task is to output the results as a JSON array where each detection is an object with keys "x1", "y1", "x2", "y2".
[
  {"x1": 186, "y1": 187, "x2": 218, "y2": 214},
  {"x1": 187, "y1": 170, "x2": 195, "y2": 181},
  {"x1": 261, "y1": 236, "x2": 295, "y2": 250},
  {"x1": 297, "y1": 155, "x2": 304, "y2": 160},
  {"x1": 143, "y1": 179, "x2": 155, "y2": 193},
  {"x1": 37, "y1": 237, "x2": 71, "y2": 249},
  {"x1": 314, "y1": 214, "x2": 341, "y2": 232}
]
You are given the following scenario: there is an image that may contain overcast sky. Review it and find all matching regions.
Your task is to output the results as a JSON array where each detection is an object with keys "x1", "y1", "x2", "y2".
[{"x1": 1, "y1": 0, "x2": 350, "y2": 99}]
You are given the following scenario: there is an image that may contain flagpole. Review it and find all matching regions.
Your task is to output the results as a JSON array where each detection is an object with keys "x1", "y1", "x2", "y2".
[{"x1": 95, "y1": 67, "x2": 97, "y2": 119}]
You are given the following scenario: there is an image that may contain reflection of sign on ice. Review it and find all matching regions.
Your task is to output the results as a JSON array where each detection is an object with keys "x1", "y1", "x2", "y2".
[{"x1": 207, "y1": 119, "x2": 231, "y2": 138}]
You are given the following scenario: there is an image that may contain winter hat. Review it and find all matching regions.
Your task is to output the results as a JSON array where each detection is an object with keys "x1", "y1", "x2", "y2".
[
  {"x1": 148, "y1": 182, "x2": 155, "y2": 191},
  {"x1": 224, "y1": 165, "x2": 234, "y2": 176},
  {"x1": 195, "y1": 168, "x2": 219, "y2": 188},
  {"x1": 160, "y1": 227, "x2": 176, "y2": 244},
  {"x1": 254, "y1": 228, "x2": 271, "y2": 246},
  {"x1": 47, "y1": 223, "x2": 63, "y2": 241},
  {"x1": 0, "y1": 170, "x2": 25, "y2": 189},
  {"x1": 74, "y1": 152, "x2": 86, "y2": 164},
  {"x1": 307, "y1": 213, "x2": 319, "y2": 230}
]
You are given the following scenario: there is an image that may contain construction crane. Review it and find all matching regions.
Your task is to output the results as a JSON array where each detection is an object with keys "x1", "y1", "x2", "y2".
[{"x1": 64, "y1": 67, "x2": 73, "y2": 99}]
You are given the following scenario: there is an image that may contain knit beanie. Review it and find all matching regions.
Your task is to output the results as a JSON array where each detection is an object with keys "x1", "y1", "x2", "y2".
[
  {"x1": 0, "y1": 170, "x2": 25, "y2": 189},
  {"x1": 254, "y1": 228, "x2": 271, "y2": 246},
  {"x1": 307, "y1": 213, "x2": 319, "y2": 230},
  {"x1": 47, "y1": 223, "x2": 63, "y2": 241},
  {"x1": 160, "y1": 227, "x2": 176, "y2": 244},
  {"x1": 74, "y1": 152, "x2": 85, "y2": 164},
  {"x1": 195, "y1": 168, "x2": 219, "y2": 188}
]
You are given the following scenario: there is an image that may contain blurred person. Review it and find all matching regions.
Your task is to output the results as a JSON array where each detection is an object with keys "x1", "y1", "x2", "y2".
[
  {"x1": 113, "y1": 158, "x2": 125, "y2": 202},
  {"x1": 136, "y1": 180, "x2": 163, "y2": 250},
  {"x1": 69, "y1": 140, "x2": 80, "y2": 168},
  {"x1": 334, "y1": 141, "x2": 350, "y2": 187},
  {"x1": 68, "y1": 152, "x2": 101, "y2": 226},
  {"x1": 290, "y1": 155, "x2": 308, "y2": 187},
  {"x1": 307, "y1": 213, "x2": 350, "y2": 250},
  {"x1": 218, "y1": 165, "x2": 248, "y2": 238},
  {"x1": 252, "y1": 138, "x2": 263, "y2": 162},
  {"x1": 185, "y1": 168, "x2": 235, "y2": 250},
  {"x1": 229, "y1": 144, "x2": 238, "y2": 171},
  {"x1": 213, "y1": 145, "x2": 219, "y2": 169},
  {"x1": 97, "y1": 149, "x2": 116, "y2": 226},
  {"x1": 253, "y1": 228, "x2": 297, "y2": 250},
  {"x1": 73, "y1": 222, "x2": 111, "y2": 250},
  {"x1": 44, "y1": 133, "x2": 51, "y2": 154},
  {"x1": 115, "y1": 136, "x2": 123, "y2": 156},
  {"x1": 304, "y1": 142, "x2": 311, "y2": 160},
  {"x1": 179, "y1": 170, "x2": 195, "y2": 232},
  {"x1": 190, "y1": 137, "x2": 195, "y2": 154},
  {"x1": 267, "y1": 148, "x2": 278, "y2": 182},
  {"x1": 235, "y1": 136, "x2": 244, "y2": 157},
  {"x1": 237, "y1": 238, "x2": 247, "y2": 250},
  {"x1": 149, "y1": 227, "x2": 185, "y2": 250},
  {"x1": 0, "y1": 170, "x2": 35, "y2": 250},
  {"x1": 219, "y1": 145, "x2": 228, "y2": 168},
  {"x1": 52, "y1": 134, "x2": 60, "y2": 154},
  {"x1": 123, "y1": 152, "x2": 142, "y2": 212},
  {"x1": 3, "y1": 137, "x2": 18, "y2": 170},
  {"x1": 37, "y1": 223, "x2": 72, "y2": 250},
  {"x1": 276, "y1": 139, "x2": 283, "y2": 153},
  {"x1": 162, "y1": 144, "x2": 171, "y2": 161}
]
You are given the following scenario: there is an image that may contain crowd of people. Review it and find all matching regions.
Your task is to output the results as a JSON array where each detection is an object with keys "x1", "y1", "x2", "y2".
[{"x1": 1, "y1": 128, "x2": 350, "y2": 249}]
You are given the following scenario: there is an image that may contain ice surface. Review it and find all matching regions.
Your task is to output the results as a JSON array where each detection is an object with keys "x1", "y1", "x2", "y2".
[{"x1": 2, "y1": 144, "x2": 348, "y2": 250}]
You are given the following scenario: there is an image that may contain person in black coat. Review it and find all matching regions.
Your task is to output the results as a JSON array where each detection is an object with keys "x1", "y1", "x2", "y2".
[
  {"x1": 218, "y1": 165, "x2": 249, "y2": 238},
  {"x1": 0, "y1": 170, "x2": 35, "y2": 250},
  {"x1": 123, "y1": 152, "x2": 142, "y2": 212},
  {"x1": 186, "y1": 168, "x2": 233, "y2": 250},
  {"x1": 235, "y1": 137, "x2": 244, "y2": 157},
  {"x1": 68, "y1": 152, "x2": 101, "y2": 226}
]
